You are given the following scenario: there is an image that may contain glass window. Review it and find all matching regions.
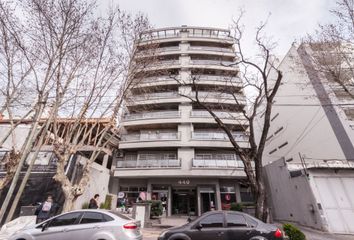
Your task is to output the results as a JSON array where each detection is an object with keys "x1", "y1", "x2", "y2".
[
  {"x1": 49, "y1": 212, "x2": 81, "y2": 227},
  {"x1": 226, "y1": 213, "x2": 247, "y2": 227},
  {"x1": 80, "y1": 212, "x2": 105, "y2": 224},
  {"x1": 199, "y1": 213, "x2": 224, "y2": 228}
]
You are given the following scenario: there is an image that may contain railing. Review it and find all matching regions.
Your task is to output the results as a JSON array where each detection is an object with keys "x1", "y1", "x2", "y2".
[
  {"x1": 116, "y1": 159, "x2": 181, "y2": 168},
  {"x1": 134, "y1": 75, "x2": 180, "y2": 85},
  {"x1": 189, "y1": 91, "x2": 246, "y2": 104},
  {"x1": 0, "y1": 164, "x2": 57, "y2": 173},
  {"x1": 153, "y1": 60, "x2": 180, "y2": 66},
  {"x1": 123, "y1": 111, "x2": 180, "y2": 121},
  {"x1": 133, "y1": 91, "x2": 179, "y2": 100},
  {"x1": 194, "y1": 75, "x2": 240, "y2": 83},
  {"x1": 189, "y1": 46, "x2": 233, "y2": 53},
  {"x1": 121, "y1": 131, "x2": 181, "y2": 142},
  {"x1": 192, "y1": 158, "x2": 244, "y2": 168},
  {"x1": 191, "y1": 131, "x2": 248, "y2": 141},
  {"x1": 190, "y1": 111, "x2": 243, "y2": 119},
  {"x1": 190, "y1": 60, "x2": 235, "y2": 66}
]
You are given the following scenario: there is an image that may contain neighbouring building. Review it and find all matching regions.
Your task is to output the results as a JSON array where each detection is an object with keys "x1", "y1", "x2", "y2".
[
  {"x1": 263, "y1": 43, "x2": 354, "y2": 234},
  {"x1": 109, "y1": 26, "x2": 252, "y2": 216},
  {"x1": 0, "y1": 118, "x2": 118, "y2": 220}
]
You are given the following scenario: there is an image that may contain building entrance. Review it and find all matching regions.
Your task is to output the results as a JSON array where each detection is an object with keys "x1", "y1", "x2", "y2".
[
  {"x1": 200, "y1": 187, "x2": 216, "y2": 214},
  {"x1": 172, "y1": 188, "x2": 196, "y2": 216}
]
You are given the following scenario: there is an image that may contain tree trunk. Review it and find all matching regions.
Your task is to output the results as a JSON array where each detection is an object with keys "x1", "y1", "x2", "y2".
[
  {"x1": 255, "y1": 180, "x2": 268, "y2": 222},
  {"x1": 62, "y1": 190, "x2": 76, "y2": 213}
]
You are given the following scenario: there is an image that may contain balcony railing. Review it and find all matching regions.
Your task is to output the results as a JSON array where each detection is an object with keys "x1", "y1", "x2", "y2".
[
  {"x1": 121, "y1": 131, "x2": 181, "y2": 142},
  {"x1": 191, "y1": 131, "x2": 248, "y2": 141},
  {"x1": 194, "y1": 75, "x2": 241, "y2": 83},
  {"x1": 134, "y1": 75, "x2": 180, "y2": 85},
  {"x1": 189, "y1": 91, "x2": 246, "y2": 104},
  {"x1": 190, "y1": 60, "x2": 235, "y2": 66},
  {"x1": 133, "y1": 91, "x2": 179, "y2": 100},
  {"x1": 190, "y1": 111, "x2": 243, "y2": 120},
  {"x1": 189, "y1": 46, "x2": 233, "y2": 53},
  {"x1": 192, "y1": 158, "x2": 244, "y2": 168},
  {"x1": 123, "y1": 111, "x2": 180, "y2": 121},
  {"x1": 116, "y1": 159, "x2": 181, "y2": 168}
]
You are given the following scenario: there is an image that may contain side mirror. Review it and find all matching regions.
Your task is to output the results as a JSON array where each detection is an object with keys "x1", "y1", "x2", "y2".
[
  {"x1": 187, "y1": 217, "x2": 192, "y2": 223},
  {"x1": 41, "y1": 223, "x2": 49, "y2": 232},
  {"x1": 196, "y1": 223, "x2": 203, "y2": 230}
]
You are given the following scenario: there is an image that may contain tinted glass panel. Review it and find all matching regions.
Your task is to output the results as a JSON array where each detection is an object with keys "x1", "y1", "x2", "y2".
[
  {"x1": 245, "y1": 215, "x2": 259, "y2": 227},
  {"x1": 200, "y1": 213, "x2": 224, "y2": 228},
  {"x1": 80, "y1": 212, "x2": 104, "y2": 224},
  {"x1": 49, "y1": 212, "x2": 81, "y2": 227},
  {"x1": 103, "y1": 213, "x2": 114, "y2": 222},
  {"x1": 227, "y1": 213, "x2": 247, "y2": 227}
]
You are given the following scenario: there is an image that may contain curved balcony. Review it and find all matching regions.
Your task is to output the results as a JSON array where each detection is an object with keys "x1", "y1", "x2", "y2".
[
  {"x1": 131, "y1": 75, "x2": 180, "y2": 88},
  {"x1": 190, "y1": 91, "x2": 247, "y2": 105},
  {"x1": 192, "y1": 158, "x2": 244, "y2": 169},
  {"x1": 120, "y1": 131, "x2": 181, "y2": 149},
  {"x1": 188, "y1": 46, "x2": 235, "y2": 57},
  {"x1": 190, "y1": 110, "x2": 247, "y2": 125},
  {"x1": 122, "y1": 111, "x2": 181, "y2": 126},
  {"x1": 126, "y1": 91, "x2": 186, "y2": 106},
  {"x1": 189, "y1": 59, "x2": 237, "y2": 71},
  {"x1": 190, "y1": 131, "x2": 249, "y2": 148},
  {"x1": 116, "y1": 158, "x2": 181, "y2": 169},
  {"x1": 192, "y1": 75, "x2": 242, "y2": 87}
]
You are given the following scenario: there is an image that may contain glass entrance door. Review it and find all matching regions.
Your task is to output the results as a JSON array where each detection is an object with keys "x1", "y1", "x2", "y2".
[
  {"x1": 200, "y1": 187, "x2": 216, "y2": 214},
  {"x1": 172, "y1": 188, "x2": 196, "y2": 216}
]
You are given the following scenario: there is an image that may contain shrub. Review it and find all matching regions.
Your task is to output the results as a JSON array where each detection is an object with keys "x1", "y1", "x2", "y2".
[
  {"x1": 82, "y1": 202, "x2": 89, "y2": 209},
  {"x1": 100, "y1": 194, "x2": 113, "y2": 210},
  {"x1": 283, "y1": 223, "x2": 306, "y2": 240},
  {"x1": 142, "y1": 200, "x2": 163, "y2": 218},
  {"x1": 230, "y1": 202, "x2": 243, "y2": 212}
]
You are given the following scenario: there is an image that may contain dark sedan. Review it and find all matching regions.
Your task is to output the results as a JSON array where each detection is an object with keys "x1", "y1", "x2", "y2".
[{"x1": 158, "y1": 211, "x2": 283, "y2": 240}]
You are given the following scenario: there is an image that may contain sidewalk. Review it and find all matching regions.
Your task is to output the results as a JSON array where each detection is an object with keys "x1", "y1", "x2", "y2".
[{"x1": 288, "y1": 224, "x2": 354, "y2": 240}]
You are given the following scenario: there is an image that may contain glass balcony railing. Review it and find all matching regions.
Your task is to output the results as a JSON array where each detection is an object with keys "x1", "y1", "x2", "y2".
[
  {"x1": 116, "y1": 159, "x2": 181, "y2": 168},
  {"x1": 193, "y1": 75, "x2": 240, "y2": 83},
  {"x1": 133, "y1": 75, "x2": 180, "y2": 85},
  {"x1": 190, "y1": 111, "x2": 243, "y2": 119},
  {"x1": 189, "y1": 46, "x2": 233, "y2": 53},
  {"x1": 190, "y1": 59, "x2": 235, "y2": 66},
  {"x1": 121, "y1": 131, "x2": 181, "y2": 142},
  {"x1": 123, "y1": 111, "x2": 180, "y2": 121},
  {"x1": 191, "y1": 131, "x2": 248, "y2": 141},
  {"x1": 189, "y1": 91, "x2": 246, "y2": 104},
  {"x1": 133, "y1": 91, "x2": 179, "y2": 100},
  {"x1": 192, "y1": 158, "x2": 245, "y2": 168}
]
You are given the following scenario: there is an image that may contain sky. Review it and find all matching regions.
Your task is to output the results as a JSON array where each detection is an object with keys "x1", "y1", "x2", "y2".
[{"x1": 99, "y1": 0, "x2": 337, "y2": 58}]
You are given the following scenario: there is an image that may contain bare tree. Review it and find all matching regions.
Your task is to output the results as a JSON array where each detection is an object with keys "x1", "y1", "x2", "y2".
[
  {"x1": 1, "y1": 0, "x2": 158, "y2": 221},
  {"x1": 306, "y1": 0, "x2": 354, "y2": 98},
  {"x1": 174, "y1": 14, "x2": 282, "y2": 221}
]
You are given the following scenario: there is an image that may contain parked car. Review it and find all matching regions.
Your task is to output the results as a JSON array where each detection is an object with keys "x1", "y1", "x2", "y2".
[
  {"x1": 158, "y1": 211, "x2": 284, "y2": 240},
  {"x1": 9, "y1": 209, "x2": 142, "y2": 240}
]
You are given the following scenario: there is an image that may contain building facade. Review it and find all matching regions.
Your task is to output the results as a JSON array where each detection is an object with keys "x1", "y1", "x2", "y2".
[
  {"x1": 110, "y1": 26, "x2": 251, "y2": 216},
  {"x1": 262, "y1": 43, "x2": 354, "y2": 234}
]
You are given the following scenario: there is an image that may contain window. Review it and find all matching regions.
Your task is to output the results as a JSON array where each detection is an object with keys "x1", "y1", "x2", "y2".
[
  {"x1": 274, "y1": 126, "x2": 284, "y2": 135},
  {"x1": 199, "y1": 213, "x2": 224, "y2": 228},
  {"x1": 80, "y1": 212, "x2": 105, "y2": 224},
  {"x1": 49, "y1": 212, "x2": 81, "y2": 227},
  {"x1": 278, "y1": 142, "x2": 288, "y2": 149},
  {"x1": 269, "y1": 149, "x2": 277, "y2": 155},
  {"x1": 271, "y1": 113, "x2": 279, "y2": 121},
  {"x1": 226, "y1": 213, "x2": 247, "y2": 227}
]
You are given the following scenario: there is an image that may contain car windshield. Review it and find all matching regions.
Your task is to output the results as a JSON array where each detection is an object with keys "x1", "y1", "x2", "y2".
[{"x1": 109, "y1": 211, "x2": 133, "y2": 220}]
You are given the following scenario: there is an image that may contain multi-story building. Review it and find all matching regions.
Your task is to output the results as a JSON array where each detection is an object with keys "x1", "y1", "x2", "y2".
[
  {"x1": 263, "y1": 43, "x2": 354, "y2": 234},
  {"x1": 109, "y1": 26, "x2": 251, "y2": 216}
]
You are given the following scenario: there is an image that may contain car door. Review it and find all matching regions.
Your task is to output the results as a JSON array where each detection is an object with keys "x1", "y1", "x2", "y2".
[
  {"x1": 187, "y1": 212, "x2": 226, "y2": 240},
  {"x1": 225, "y1": 212, "x2": 255, "y2": 240},
  {"x1": 31, "y1": 212, "x2": 82, "y2": 240},
  {"x1": 65, "y1": 211, "x2": 109, "y2": 240}
]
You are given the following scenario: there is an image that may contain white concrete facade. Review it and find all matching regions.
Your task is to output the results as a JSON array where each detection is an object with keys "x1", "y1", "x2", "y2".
[
  {"x1": 111, "y1": 26, "x2": 251, "y2": 217},
  {"x1": 263, "y1": 44, "x2": 354, "y2": 234}
]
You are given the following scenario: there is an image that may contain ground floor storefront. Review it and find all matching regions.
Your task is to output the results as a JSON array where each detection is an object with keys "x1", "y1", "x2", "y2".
[{"x1": 109, "y1": 177, "x2": 253, "y2": 216}]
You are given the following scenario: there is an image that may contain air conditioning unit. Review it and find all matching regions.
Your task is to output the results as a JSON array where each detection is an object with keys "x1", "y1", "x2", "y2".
[{"x1": 115, "y1": 150, "x2": 124, "y2": 158}]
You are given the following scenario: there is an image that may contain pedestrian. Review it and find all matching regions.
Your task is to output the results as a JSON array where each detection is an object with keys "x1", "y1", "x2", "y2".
[
  {"x1": 88, "y1": 194, "x2": 100, "y2": 209},
  {"x1": 35, "y1": 195, "x2": 58, "y2": 224}
]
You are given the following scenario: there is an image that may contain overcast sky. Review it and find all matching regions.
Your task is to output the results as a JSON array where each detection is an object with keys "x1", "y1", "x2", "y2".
[{"x1": 100, "y1": 0, "x2": 337, "y2": 57}]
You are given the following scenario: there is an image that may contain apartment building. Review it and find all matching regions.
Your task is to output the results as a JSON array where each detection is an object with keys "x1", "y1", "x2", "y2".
[
  {"x1": 263, "y1": 43, "x2": 354, "y2": 234},
  {"x1": 110, "y1": 26, "x2": 251, "y2": 216}
]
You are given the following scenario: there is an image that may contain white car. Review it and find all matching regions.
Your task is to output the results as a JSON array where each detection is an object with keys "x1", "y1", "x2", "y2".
[{"x1": 10, "y1": 209, "x2": 142, "y2": 240}]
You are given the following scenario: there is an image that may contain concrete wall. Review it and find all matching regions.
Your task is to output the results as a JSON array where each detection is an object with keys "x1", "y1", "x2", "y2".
[
  {"x1": 74, "y1": 161, "x2": 110, "y2": 209},
  {"x1": 264, "y1": 158, "x2": 325, "y2": 230}
]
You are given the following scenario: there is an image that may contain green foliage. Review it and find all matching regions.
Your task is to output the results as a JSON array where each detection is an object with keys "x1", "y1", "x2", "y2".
[
  {"x1": 283, "y1": 223, "x2": 306, "y2": 240},
  {"x1": 82, "y1": 202, "x2": 89, "y2": 209},
  {"x1": 143, "y1": 200, "x2": 163, "y2": 218},
  {"x1": 100, "y1": 194, "x2": 113, "y2": 210},
  {"x1": 230, "y1": 202, "x2": 243, "y2": 212}
]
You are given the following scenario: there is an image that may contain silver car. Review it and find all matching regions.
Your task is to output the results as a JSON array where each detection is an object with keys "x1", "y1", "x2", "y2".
[{"x1": 9, "y1": 209, "x2": 142, "y2": 240}]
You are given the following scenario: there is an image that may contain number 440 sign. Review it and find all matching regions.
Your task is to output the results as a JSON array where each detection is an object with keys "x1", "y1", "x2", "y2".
[{"x1": 178, "y1": 179, "x2": 190, "y2": 185}]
